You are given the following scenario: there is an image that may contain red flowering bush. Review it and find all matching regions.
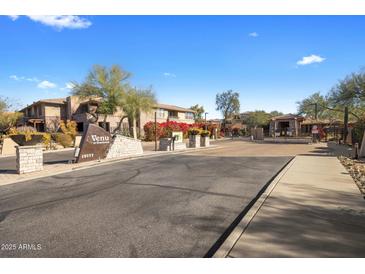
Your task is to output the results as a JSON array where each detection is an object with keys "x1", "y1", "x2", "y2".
[
  {"x1": 143, "y1": 121, "x2": 206, "y2": 141},
  {"x1": 143, "y1": 121, "x2": 163, "y2": 141}
]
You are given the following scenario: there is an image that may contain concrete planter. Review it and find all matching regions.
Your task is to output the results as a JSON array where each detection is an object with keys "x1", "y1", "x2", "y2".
[
  {"x1": 10, "y1": 134, "x2": 43, "y2": 146},
  {"x1": 159, "y1": 138, "x2": 173, "y2": 151},
  {"x1": 189, "y1": 135, "x2": 201, "y2": 148},
  {"x1": 200, "y1": 136, "x2": 210, "y2": 147}
]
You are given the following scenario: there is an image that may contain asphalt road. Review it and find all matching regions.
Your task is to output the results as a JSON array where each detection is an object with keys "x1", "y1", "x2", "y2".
[
  {"x1": 0, "y1": 150, "x2": 75, "y2": 173},
  {"x1": 0, "y1": 149, "x2": 291, "y2": 257}
]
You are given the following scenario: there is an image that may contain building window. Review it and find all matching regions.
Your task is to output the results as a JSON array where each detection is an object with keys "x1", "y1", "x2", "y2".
[
  {"x1": 168, "y1": 111, "x2": 178, "y2": 118},
  {"x1": 157, "y1": 108, "x2": 165, "y2": 118},
  {"x1": 185, "y1": 112, "x2": 194, "y2": 120}
]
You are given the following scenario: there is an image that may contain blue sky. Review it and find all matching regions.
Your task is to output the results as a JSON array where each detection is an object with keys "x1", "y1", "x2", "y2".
[{"x1": 1, "y1": 15, "x2": 365, "y2": 118}]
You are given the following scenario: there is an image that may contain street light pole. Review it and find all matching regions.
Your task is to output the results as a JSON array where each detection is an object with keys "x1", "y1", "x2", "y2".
[
  {"x1": 205, "y1": 112, "x2": 208, "y2": 130},
  {"x1": 344, "y1": 106, "x2": 349, "y2": 144},
  {"x1": 154, "y1": 111, "x2": 157, "y2": 151}
]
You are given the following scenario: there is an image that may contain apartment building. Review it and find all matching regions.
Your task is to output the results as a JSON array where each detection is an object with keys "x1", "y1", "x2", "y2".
[{"x1": 19, "y1": 96, "x2": 195, "y2": 136}]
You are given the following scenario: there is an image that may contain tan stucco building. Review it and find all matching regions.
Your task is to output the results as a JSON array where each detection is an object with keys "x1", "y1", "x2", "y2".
[
  {"x1": 19, "y1": 96, "x2": 195, "y2": 136},
  {"x1": 269, "y1": 114, "x2": 305, "y2": 137}
]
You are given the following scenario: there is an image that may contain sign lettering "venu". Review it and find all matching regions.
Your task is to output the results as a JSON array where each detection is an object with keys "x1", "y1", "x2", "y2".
[{"x1": 90, "y1": 135, "x2": 110, "y2": 143}]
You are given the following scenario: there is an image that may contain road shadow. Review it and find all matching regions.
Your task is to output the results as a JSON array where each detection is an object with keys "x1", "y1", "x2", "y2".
[
  {"x1": 229, "y1": 183, "x2": 365, "y2": 257},
  {"x1": 298, "y1": 144, "x2": 334, "y2": 157}
]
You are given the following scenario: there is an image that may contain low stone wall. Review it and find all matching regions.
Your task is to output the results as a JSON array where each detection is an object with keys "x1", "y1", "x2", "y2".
[
  {"x1": 174, "y1": 142, "x2": 187, "y2": 150},
  {"x1": 189, "y1": 135, "x2": 201, "y2": 148},
  {"x1": 200, "y1": 136, "x2": 210, "y2": 147},
  {"x1": 159, "y1": 138, "x2": 172, "y2": 151},
  {"x1": 106, "y1": 135, "x2": 143, "y2": 159},
  {"x1": 16, "y1": 145, "x2": 43, "y2": 174},
  {"x1": 264, "y1": 137, "x2": 312, "y2": 144}
]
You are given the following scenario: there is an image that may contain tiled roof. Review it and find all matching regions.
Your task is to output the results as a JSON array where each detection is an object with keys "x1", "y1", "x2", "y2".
[
  {"x1": 155, "y1": 103, "x2": 196, "y2": 113},
  {"x1": 20, "y1": 98, "x2": 66, "y2": 111},
  {"x1": 271, "y1": 114, "x2": 304, "y2": 121},
  {"x1": 38, "y1": 98, "x2": 66, "y2": 104}
]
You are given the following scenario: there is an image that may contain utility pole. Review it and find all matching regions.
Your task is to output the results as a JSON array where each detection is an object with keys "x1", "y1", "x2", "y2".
[
  {"x1": 154, "y1": 111, "x2": 157, "y2": 151},
  {"x1": 343, "y1": 106, "x2": 349, "y2": 144}
]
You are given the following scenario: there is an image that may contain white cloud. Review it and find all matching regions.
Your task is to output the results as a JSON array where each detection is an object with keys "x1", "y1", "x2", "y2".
[
  {"x1": 38, "y1": 80, "x2": 57, "y2": 89},
  {"x1": 8, "y1": 15, "x2": 92, "y2": 30},
  {"x1": 26, "y1": 77, "x2": 40, "y2": 82},
  {"x1": 163, "y1": 72, "x2": 176, "y2": 78},
  {"x1": 297, "y1": 54, "x2": 326, "y2": 66},
  {"x1": 8, "y1": 15, "x2": 19, "y2": 21},
  {"x1": 9, "y1": 75, "x2": 23, "y2": 81},
  {"x1": 28, "y1": 15, "x2": 91, "y2": 30},
  {"x1": 9, "y1": 75, "x2": 40, "y2": 82},
  {"x1": 60, "y1": 82, "x2": 75, "y2": 91},
  {"x1": 248, "y1": 32, "x2": 259, "y2": 37}
]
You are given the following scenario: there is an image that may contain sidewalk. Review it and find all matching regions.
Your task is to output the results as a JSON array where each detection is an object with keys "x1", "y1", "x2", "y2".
[{"x1": 219, "y1": 155, "x2": 365, "y2": 257}]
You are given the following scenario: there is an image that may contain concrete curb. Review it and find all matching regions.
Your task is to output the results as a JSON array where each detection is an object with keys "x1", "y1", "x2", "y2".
[
  {"x1": 212, "y1": 156, "x2": 297, "y2": 258},
  {"x1": 1, "y1": 145, "x2": 222, "y2": 186}
]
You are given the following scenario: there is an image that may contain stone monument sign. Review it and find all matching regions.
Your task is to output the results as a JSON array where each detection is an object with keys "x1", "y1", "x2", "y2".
[{"x1": 76, "y1": 124, "x2": 112, "y2": 163}]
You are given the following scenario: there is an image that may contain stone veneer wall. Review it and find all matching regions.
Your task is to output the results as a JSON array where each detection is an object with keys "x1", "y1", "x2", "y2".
[
  {"x1": 159, "y1": 138, "x2": 172, "y2": 151},
  {"x1": 189, "y1": 135, "x2": 201, "y2": 148},
  {"x1": 106, "y1": 135, "x2": 143, "y2": 159},
  {"x1": 200, "y1": 136, "x2": 210, "y2": 147},
  {"x1": 16, "y1": 145, "x2": 43, "y2": 174}
]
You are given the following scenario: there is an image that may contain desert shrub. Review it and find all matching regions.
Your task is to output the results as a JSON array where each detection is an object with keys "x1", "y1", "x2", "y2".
[
  {"x1": 54, "y1": 133, "x2": 73, "y2": 148},
  {"x1": 352, "y1": 121, "x2": 365, "y2": 146},
  {"x1": 60, "y1": 120, "x2": 77, "y2": 139},
  {"x1": 42, "y1": 133, "x2": 51, "y2": 149},
  {"x1": 188, "y1": 127, "x2": 201, "y2": 136},
  {"x1": 8, "y1": 126, "x2": 41, "y2": 141},
  {"x1": 200, "y1": 130, "x2": 210, "y2": 137}
]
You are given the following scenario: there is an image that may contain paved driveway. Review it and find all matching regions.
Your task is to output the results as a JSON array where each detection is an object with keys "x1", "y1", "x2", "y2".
[{"x1": 0, "y1": 146, "x2": 291, "y2": 257}]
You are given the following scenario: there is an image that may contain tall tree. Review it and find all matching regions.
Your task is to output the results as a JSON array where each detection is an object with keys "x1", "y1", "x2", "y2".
[
  {"x1": 296, "y1": 92, "x2": 337, "y2": 120},
  {"x1": 244, "y1": 110, "x2": 271, "y2": 128},
  {"x1": 0, "y1": 97, "x2": 23, "y2": 133},
  {"x1": 71, "y1": 64, "x2": 129, "y2": 129},
  {"x1": 190, "y1": 104, "x2": 205, "y2": 121},
  {"x1": 327, "y1": 72, "x2": 365, "y2": 120},
  {"x1": 215, "y1": 90, "x2": 240, "y2": 129},
  {"x1": 269, "y1": 110, "x2": 283, "y2": 117},
  {"x1": 123, "y1": 87, "x2": 156, "y2": 139},
  {"x1": 0, "y1": 97, "x2": 7, "y2": 113}
]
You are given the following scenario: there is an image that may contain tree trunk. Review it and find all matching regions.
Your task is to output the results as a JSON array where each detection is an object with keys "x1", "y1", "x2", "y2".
[
  {"x1": 132, "y1": 117, "x2": 137, "y2": 139},
  {"x1": 128, "y1": 116, "x2": 133, "y2": 137},
  {"x1": 102, "y1": 114, "x2": 108, "y2": 131},
  {"x1": 112, "y1": 115, "x2": 128, "y2": 135}
]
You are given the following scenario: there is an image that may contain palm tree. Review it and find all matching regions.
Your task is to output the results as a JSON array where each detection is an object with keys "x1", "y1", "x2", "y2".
[
  {"x1": 71, "y1": 64, "x2": 129, "y2": 130},
  {"x1": 123, "y1": 87, "x2": 156, "y2": 139}
]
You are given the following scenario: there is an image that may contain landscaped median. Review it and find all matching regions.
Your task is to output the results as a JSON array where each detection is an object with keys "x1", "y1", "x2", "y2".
[{"x1": 0, "y1": 142, "x2": 221, "y2": 187}]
